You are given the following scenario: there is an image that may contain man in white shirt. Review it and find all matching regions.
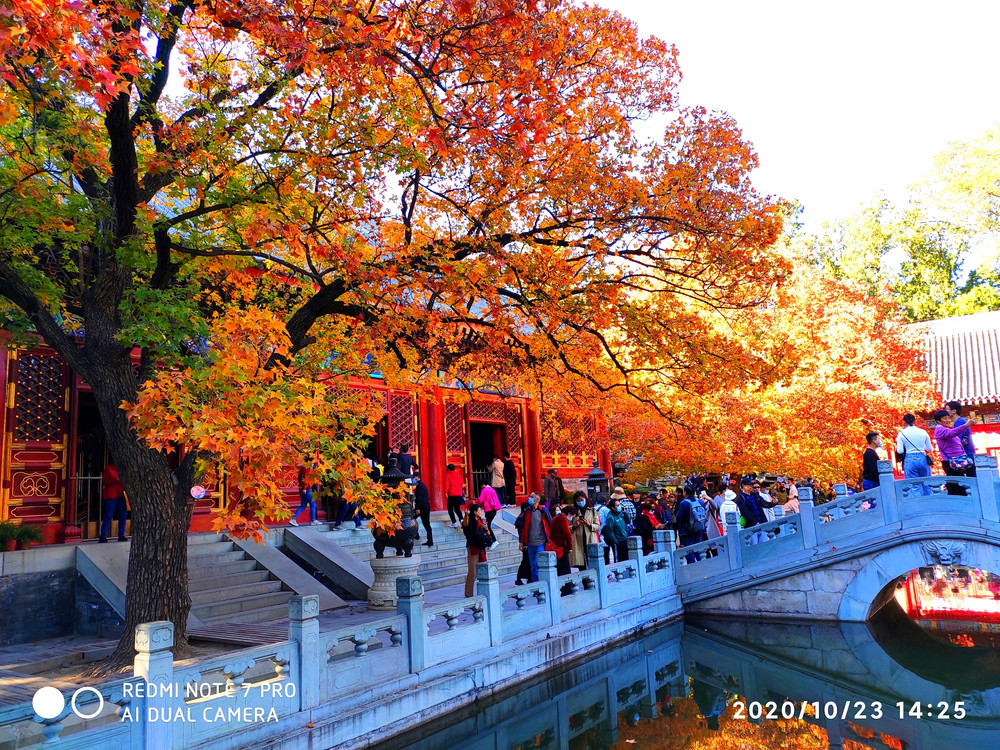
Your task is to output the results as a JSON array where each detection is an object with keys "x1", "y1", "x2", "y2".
[
  {"x1": 718, "y1": 490, "x2": 740, "y2": 535},
  {"x1": 895, "y1": 413, "x2": 933, "y2": 481}
]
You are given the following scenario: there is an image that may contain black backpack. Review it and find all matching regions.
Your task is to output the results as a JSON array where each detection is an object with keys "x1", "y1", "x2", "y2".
[{"x1": 686, "y1": 500, "x2": 708, "y2": 535}]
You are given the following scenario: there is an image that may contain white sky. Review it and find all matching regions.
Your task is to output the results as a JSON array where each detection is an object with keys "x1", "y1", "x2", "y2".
[{"x1": 597, "y1": 0, "x2": 1000, "y2": 231}]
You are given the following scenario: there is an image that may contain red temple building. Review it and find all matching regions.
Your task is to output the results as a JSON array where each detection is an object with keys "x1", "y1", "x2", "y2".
[{"x1": 0, "y1": 341, "x2": 611, "y2": 544}]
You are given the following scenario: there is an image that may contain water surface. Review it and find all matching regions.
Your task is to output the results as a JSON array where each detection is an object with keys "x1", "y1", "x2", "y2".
[{"x1": 367, "y1": 612, "x2": 1000, "y2": 750}]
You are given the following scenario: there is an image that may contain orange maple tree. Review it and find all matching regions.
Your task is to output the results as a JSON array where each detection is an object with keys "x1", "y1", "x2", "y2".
[
  {"x1": 614, "y1": 257, "x2": 939, "y2": 484},
  {"x1": 0, "y1": 0, "x2": 784, "y2": 666}
]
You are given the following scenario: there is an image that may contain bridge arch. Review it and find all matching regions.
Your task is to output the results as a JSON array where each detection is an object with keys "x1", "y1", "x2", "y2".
[{"x1": 838, "y1": 538, "x2": 1000, "y2": 621}]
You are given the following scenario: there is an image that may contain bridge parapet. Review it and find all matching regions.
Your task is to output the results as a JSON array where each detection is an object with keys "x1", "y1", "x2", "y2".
[{"x1": 675, "y1": 458, "x2": 1000, "y2": 595}]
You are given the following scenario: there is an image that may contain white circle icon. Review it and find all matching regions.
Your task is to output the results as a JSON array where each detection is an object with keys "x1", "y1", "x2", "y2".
[
  {"x1": 71, "y1": 687, "x2": 104, "y2": 719},
  {"x1": 32, "y1": 687, "x2": 65, "y2": 719}
]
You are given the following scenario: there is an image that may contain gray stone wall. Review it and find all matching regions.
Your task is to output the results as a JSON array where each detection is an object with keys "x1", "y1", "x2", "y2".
[
  {"x1": 74, "y1": 572, "x2": 124, "y2": 639},
  {"x1": 0, "y1": 569, "x2": 76, "y2": 646},
  {"x1": 687, "y1": 557, "x2": 870, "y2": 620}
]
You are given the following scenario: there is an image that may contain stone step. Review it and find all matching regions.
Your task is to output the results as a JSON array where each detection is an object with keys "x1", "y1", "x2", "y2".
[
  {"x1": 188, "y1": 559, "x2": 260, "y2": 579},
  {"x1": 188, "y1": 532, "x2": 225, "y2": 546},
  {"x1": 185, "y1": 550, "x2": 249, "y2": 568},
  {"x1": 198, "y1": 603, "x2": 292, "y2": 626},
  {"x1": 188, "y1": 569, "x2": 272, "y2": 592},
  {"x1": 190, "y1": 579, "x2": 284, "y2": 605},
  {"x1": 191, "y1": 590, "x2": 292, "y2": 619},
  {"x1": 187, "y1": 540, "x2": 236, "y2": 557}
]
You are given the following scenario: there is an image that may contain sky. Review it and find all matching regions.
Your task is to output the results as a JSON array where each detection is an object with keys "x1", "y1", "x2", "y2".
[{"x1": 597, "y1": 0, "x2": 1000, "y2": 232}]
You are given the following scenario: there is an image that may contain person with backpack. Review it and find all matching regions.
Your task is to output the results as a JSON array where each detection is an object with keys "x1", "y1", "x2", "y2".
[
  {"x1": 601, "y1": 497, "x2": 629, "y2": 563},
  {"x1": 519, "y1": 494, "x2": 552, "y2": 582},
  {"x1": 676, "y1": 489, "x2": 709, "y2": 563}
]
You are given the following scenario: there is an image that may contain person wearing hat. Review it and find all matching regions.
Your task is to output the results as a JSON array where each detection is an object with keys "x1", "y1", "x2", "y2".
[
  {"x1": 543, "y1": 468, "x2": 564, "y2": 515},
  {"x1": 735, "y1": 477, "x2": 767, "y2": 530},
  {"x1": 718, "y1": 490, "x2": 740, "y2": 535}
]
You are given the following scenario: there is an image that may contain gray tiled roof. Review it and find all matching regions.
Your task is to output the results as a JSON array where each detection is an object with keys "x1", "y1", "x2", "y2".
[{"x1": 917, "y1": 310, "x2": 1000, "y2": 405}]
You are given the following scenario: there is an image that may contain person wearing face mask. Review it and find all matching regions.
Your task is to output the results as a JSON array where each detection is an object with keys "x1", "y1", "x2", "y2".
[
  {"x1": 518, "y1": 492, "x2": 552, "y2": 583},
  {"x1": 569, "y1": 491, "x2": 600, "y2": 571},
  {"x1": 861, "y1": 431, "x2": 883, "y2": 490}
]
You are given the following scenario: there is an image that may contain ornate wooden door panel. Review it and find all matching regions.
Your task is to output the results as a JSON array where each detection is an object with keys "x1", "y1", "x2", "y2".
[{"x1": 3, "y1": 351, "x2": 69, "y2": 523}]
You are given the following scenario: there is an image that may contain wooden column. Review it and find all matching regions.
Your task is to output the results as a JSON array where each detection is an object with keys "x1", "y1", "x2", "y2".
[
  {"x1": 422, "y1": 393, "x2": 447, "y2": 511},
  {"x1": 524, "y1": 404, "x2": 543, "y2": 495}
]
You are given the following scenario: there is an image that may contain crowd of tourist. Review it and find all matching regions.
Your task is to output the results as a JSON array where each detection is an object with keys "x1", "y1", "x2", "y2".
[{"x1": 296, "y1": 399, "x2": 989, "y2": 598}]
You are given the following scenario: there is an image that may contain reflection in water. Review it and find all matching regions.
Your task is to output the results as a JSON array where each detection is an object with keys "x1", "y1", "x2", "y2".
[
  {"x1": 368, "y1": 615, "x2": 1000, "y2": 750},
  {"x1": 898, "y1": 566, "x2": 1000, "y2": 642}
]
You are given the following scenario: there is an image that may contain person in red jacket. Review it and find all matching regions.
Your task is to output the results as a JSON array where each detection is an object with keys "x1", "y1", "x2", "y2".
[
  {"x1": 445, "y1": 463, "x2": 465, "y2": 527},
  {"x1": 549, "y1": 505, "x2": 573, "y2": 576},
  {"x1": 99, "y1": 463, "x2": 127, "y2": 543}
]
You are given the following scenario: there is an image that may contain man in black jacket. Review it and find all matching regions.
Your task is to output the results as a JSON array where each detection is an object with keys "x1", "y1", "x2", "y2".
[
  {"x1": 413, "y1": 472, "x2": 433, "y2": 547},
  {"x1": 502, "y1": 453, "x2": 518, "y2": 504}
]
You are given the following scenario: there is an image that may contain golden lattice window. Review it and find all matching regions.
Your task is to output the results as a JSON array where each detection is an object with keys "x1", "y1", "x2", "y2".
[
  {"x1": 445, "y1": 402, "x2": 464, "y2": 452},
  {"x1": 14, "y1": 353, "x2": 64, "y2": 443},
  {"x1": 388, "y1": 393, "x2": 415, "y2": 449},
  {"x1": 506, "y1": 405, "x2": 521, "y2": 453},
  {"x1": 467, "y1": 400, "x2": 506, "y2": 422}
]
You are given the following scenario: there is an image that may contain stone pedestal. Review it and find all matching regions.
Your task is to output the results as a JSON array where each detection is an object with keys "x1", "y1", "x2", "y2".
[{"x1": 368, "y1": 554, "x2": 421, "y2": 609}]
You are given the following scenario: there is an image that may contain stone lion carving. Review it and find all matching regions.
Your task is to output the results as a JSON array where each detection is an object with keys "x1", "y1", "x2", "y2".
[{"x1": 920, "y1": 540, "x2": 967, "y2": 566}]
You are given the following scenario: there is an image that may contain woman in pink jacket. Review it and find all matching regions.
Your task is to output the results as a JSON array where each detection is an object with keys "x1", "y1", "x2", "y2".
[{"x1": 478, "y1": 484, "x2": 501, "y2": 550}]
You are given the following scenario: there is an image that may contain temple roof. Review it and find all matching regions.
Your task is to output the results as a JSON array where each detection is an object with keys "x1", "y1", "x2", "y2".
[{"x1": 917, "y1": 310, "x2": 1000, "y2": 406}]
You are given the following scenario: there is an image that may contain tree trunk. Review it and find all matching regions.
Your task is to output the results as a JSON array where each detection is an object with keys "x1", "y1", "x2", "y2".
[{"x1": 88, "y1": 362, "x2": 196, "y2": 674}]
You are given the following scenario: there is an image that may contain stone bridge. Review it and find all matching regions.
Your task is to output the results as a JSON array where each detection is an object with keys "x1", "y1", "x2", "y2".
[{"x1": 672, "y1": 455, "x2": 1000, "y2": 621}]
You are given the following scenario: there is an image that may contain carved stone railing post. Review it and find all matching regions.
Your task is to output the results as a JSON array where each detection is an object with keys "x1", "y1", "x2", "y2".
[
  {"x1": 133, "y1": 621, "x2": 174, "y2": 750},
  {"x1": 877, "y1": 460, "x2": 899, "y2": 524},
  {"x1": 476, "y1": 562, "x2": 503, "y2": 646},
  {"x1": 626, "y1": 537, "x2": 648, "y2": 595},
  {"x1": 652, "y1": 529, "x2": 671, "y2": 554},
  {"x1": 537, "y1": 551, "x2": 560, "y2": 626},
  {"x1": 773, "y1": 505, "x2": 784, "y2": 518},
  {"x1": 288, "y1": 595, "x2": 319, "y2": 710},
  {"x1": 586, "y1": 543, "x2": 609, "y2": 608},
  {"x1": 724, "y1": 511, "x2": 741, "y2": 571},
  {"x1": 798, "y1": 487, "x2": 817, "y2": 548},
  {"x1": 975, "y1": 455, "x2": 1000, "y2": 523},
  {"x1": 396, "y1": 577, "x2": 425, "y2": 672}
]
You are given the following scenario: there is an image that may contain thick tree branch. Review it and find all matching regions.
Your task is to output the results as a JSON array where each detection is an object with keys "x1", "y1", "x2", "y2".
[
  {"x1": 131, "y1": 0, "x2": 195, "y2": 130},
  {"x1": 0, "y1": 263, "x2": 89, "y2": 376}
]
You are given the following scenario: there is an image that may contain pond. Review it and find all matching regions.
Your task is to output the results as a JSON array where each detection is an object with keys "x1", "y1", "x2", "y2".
[{"x1": 367, "y1": 611, "x2": 1000, "y2": 750}]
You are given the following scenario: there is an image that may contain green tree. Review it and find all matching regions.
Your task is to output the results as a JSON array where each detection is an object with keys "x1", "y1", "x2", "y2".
[
  {"x1": 812, "y1": 198, "x2": 894, "y2": 296},
  {"x1": 890, "y1": 205, "x2": 969, "y2": 321}
]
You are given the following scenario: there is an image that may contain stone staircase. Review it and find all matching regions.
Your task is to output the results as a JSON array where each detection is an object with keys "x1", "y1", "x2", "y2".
[
  {"x1": 187, "y1": 534, "x2": 294, "y2": 625},
  {"x1": 312, "y1": 514, "x2": 523, "y2": 593}
]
